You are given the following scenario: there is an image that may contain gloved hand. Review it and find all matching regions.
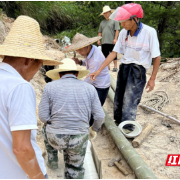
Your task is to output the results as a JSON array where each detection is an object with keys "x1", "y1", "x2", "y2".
[{"x1": 89, "y1": 126, "x2": 97, "y2": 140}]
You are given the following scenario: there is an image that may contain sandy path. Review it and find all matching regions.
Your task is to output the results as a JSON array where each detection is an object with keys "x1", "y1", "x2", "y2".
[{"x1": 33, "y1": 54, "x2": 180, "y2": 179}]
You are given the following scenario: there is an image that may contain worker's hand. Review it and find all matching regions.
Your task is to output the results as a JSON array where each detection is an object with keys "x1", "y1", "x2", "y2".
[
  {"x1": 113, "y1": 39, "x2": 117, "y2": 44},
  {"x1": 86, "y1": 70, "x2": 101, "y2": 81},
  {"x1": 89, "y1": 126, "x2": 97, "y2": 140},
  {"x1": 146, "y1": 79, "x2": 155, "y2": 92},
  {"x1": 72, "y1": 57, "x2": 81, "y2": 65},
  {"x1": 97, "y1": 40, "x2": 101, "y2": 46}
]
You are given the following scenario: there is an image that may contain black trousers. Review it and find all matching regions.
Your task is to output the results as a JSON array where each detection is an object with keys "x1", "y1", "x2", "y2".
[
  {"x1": 101, "y1": 44, "x2": 117, "y2": 60},
  {"x1": 89, "y1": 86, "x2": 109, "y2": 126},
  {"x1": 114, "y1": 63, "x2": 146, "y2": 130}
]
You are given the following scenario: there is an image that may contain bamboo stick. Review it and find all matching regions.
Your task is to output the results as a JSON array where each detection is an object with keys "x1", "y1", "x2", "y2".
[
  {"x1": 139, "y1": 104, "x2": 180, "y2": 125},
  {"x1": 132, "y1": 124, "x2": 154, "y2": 148},
  {"x1": 114, "y1": 161, "x2": 129, "y2": 176}
]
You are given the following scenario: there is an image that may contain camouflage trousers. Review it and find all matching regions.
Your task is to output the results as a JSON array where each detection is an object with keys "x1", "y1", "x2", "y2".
[{"x1": 42, "y1": 126, "x2": 88, "y2": 179}]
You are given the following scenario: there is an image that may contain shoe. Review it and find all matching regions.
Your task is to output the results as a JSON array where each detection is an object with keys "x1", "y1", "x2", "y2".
[
  {"x1": 122, "y1": 128, "x2": 133, "y2": 134},
  {"x1": 112, "y1": 68, "x2": 118, "y2": 72},
  {"x1": 115, "y1": 122, "x2": 119, "y2": 126},
  {"x1": 47, "y1": 161, "x2": 58, "y2": 170}
]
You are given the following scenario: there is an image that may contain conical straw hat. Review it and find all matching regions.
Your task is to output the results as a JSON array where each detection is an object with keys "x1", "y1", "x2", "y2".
[
  {"x1": 46, "y1": 58, "x2": 90, "y2": 80},
  {"x1": 0, "y1": 15, "x2": 63, "y2": 66},
  {"x1": 63, "y1": 33, "x2": 101, "y2": 53},
  {"x1": 100, "y1": 5, "x2": 114, "y2": 15}
]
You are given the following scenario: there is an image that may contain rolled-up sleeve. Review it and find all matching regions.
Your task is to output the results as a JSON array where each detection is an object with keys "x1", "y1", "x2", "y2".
[
  {"x1": 150, "y1": 29, "x2": 161, "y2": 58},
  {"x1": 84, "y1": 56, "x2": 102, "y2": 85},
  {"x1": 91, "y1": 89, "x2": 105, "y2": 131},
  {"x1": 38, "y1": 86, "x2": 51, "y2": 123}
]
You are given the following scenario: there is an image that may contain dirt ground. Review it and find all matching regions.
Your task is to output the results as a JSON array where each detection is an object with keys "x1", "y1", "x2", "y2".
[
  {"x1": 94, "y1": 60, "x2": 180, "y2": 179},
  {"x1": 33, "y1": 55, "x2": 180, "y2": 179},
  {"x1": 2, "y1": 15, "x2": 180, "y2": 178}
]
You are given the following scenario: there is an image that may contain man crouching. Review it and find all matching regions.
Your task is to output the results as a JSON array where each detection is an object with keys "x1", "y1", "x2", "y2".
[{"x1": 38, "y1": 58, "x2": 105, "y2": 179}]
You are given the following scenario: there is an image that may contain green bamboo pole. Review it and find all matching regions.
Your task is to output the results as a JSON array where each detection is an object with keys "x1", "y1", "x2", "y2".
[
  {"x1": 110, "y1": 74, "x2": 117, "y2": 91},
  {"x1": 108, "y1": 87, "x2": 115, "y2": 103},
  {"x1": 103, "y1": 109, "x2": 157, "y2": 179}
]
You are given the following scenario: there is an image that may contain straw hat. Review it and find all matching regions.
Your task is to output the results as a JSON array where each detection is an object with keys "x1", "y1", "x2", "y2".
[
  {"x1": 63, "y1": 33, "x2": 101, "y2": 53},
  {"x1": 46, "y1": 58, "x2": 90, "y2": 80},
  {"x1": 0, "y1": 15, "x2": 62, "y2": 66},
  {"x1": 100, "y1": 5, "x2": 114, "y2": 15}
]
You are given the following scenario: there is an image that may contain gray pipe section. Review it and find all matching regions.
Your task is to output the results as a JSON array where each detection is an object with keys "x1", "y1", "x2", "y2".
[
  {"x1": 106, "y1": 75, "x2": 157, "y2": 179},
  {"x1": 103, "y1": 109, "x2": 157, "y2": 179}
]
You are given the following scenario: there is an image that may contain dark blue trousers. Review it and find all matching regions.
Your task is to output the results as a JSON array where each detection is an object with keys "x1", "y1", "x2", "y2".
[
  {"x1": 114, "y1": 63, "x2": 146, "y2": 130},
  {"x1": 89, "y1": 86, "x2": 109, "y2": 126}
]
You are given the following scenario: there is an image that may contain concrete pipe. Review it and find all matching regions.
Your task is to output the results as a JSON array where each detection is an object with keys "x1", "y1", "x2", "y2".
[{"x1": 83, "y1": 140, "x2": 99, "y2": 179}]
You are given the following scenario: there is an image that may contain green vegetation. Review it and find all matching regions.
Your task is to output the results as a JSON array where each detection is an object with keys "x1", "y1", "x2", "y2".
[{"x1": 0, "y1": 1, "x2": 180, "y2": 57}]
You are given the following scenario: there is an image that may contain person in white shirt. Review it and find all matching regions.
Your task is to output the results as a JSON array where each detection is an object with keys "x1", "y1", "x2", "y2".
[
  {"x1": 0, "y1": 15, "x2": 61, "y2": 179},
  {"x1": 88, "y1": 3, "x2": 161, "y2": 133},
  {"x1": 64, "y1": 33, "x2": 110, "y2": 126}
]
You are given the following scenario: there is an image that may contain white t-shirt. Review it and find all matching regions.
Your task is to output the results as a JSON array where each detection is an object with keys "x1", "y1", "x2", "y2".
[
  {"x1": 0, "y1": 62, "x2": 46, "y2": 179},
  {"x1": 113, "y1": 23, "x2": 161, "y2": 70}
]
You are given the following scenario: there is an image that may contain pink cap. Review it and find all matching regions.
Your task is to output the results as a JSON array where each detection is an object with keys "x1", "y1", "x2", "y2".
[{"x1": 110, "y1": 3, "x2": 143, "y2": 22}]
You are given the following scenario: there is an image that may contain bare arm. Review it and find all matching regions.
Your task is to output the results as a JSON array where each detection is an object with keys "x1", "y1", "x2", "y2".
[
  {"x1": 98, "y1": 32, "x2": 102, "y2": 36},
  {"x1": 146, "y1": 56, "x2": 161, "y2": 92},
  {"x1": 97, "y1": 32, "x2": 102, "y2": 45},
  {"x1": 113, "y1": 30, "x2": 119, "y2": 44},
  {"x1": 87, "y1": 51, "x2": 117, "y2": 81},
  {"x1": 12, "y1": 130, "x2": 45, "y2": 179}
]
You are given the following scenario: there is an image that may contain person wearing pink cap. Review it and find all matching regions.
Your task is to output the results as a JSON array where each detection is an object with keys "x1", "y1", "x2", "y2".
[{"x1": 88, "y1": 3, "x2": 161, "y2": 133}]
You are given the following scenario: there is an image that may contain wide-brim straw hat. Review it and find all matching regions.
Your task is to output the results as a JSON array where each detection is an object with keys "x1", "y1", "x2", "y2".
[
  {"x1": 63, "y1": 33, "x2": 101, "y2": 53},
  {"x1": 0, "y1": 15, "x2": 62, "y2": 66},
  {"x1": 100, "y1": 5, "x2": 114, "y2": 15},
  {"x1": 46, "y1": 58, "x2": 90, "y2": 80}
]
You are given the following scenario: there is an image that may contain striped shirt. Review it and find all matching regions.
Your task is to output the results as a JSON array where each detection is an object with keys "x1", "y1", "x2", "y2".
[
  {"x1": 82, "y1": 45, "x2": 110, "y2": 88},
  {"x1": 38, "y1": 74, "x2": 105, "y2": 135}
]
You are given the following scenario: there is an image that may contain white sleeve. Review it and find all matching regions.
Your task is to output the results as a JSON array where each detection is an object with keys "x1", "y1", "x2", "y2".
[
  {"x1": 84, "y1": 52, "x2": 103, "y2": 84},
  {"x1": 7, "y1": 83, "x2": 38, "y2": 131},
  {"x1": 149, "y1": 29, "x2": 161, "y2": 58},
  {"x1": 113, "y1": 31, "x2": 124, "y2": 54}
]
